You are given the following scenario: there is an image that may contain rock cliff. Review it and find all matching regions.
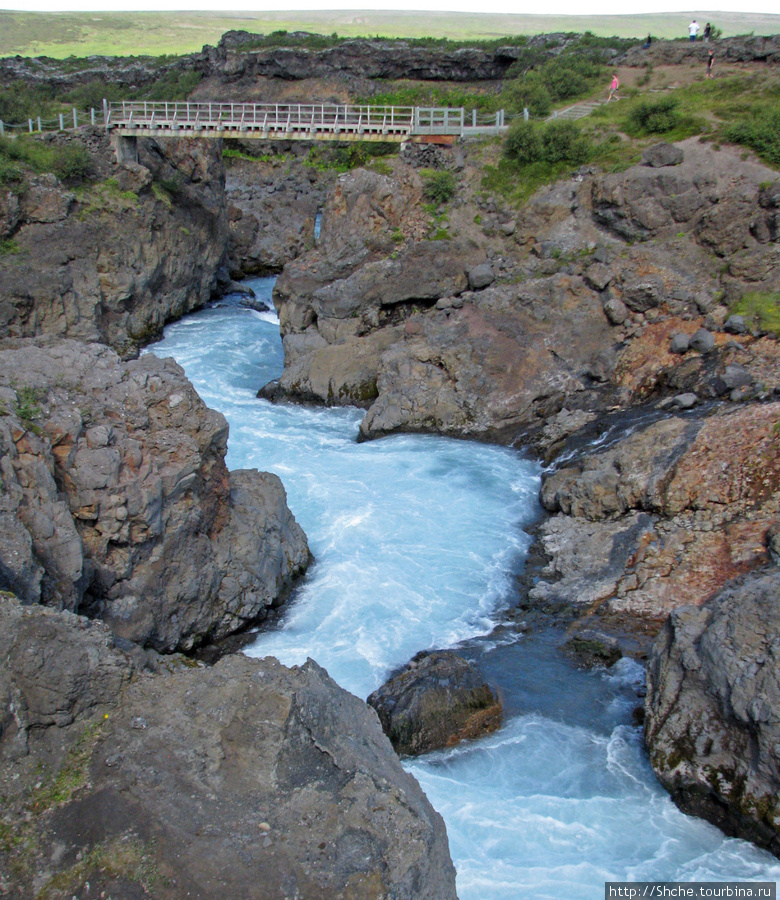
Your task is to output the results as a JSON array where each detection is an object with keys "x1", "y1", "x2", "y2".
[
  {"x1": 644, "y1": 565, "x2": 780, "y2": 857},
  {"x1": 265, "y1": 139, "x2": 779, "y2": 446},
  {"x1": 0, "y1": 128, "x2": 228, "y2": 356},
  {"x1": 0, "y1": 339, "x2": 310, "y2": 651},
  {"x1": 0, "y1": 595, "x2": 457, "y2": 900}
]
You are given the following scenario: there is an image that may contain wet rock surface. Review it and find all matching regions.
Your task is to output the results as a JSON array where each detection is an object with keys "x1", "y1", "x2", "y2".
[
  {"x1": 645, "y1": 566, "x2": 780, "y2": 857},
  {"x1": 367, "y1": 650, "x2": 502, "y2": 757}
]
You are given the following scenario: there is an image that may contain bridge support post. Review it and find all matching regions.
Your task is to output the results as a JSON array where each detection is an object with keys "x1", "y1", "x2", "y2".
[{"x1": 110, "y1": 133, "x2": 138, "y2": 165}]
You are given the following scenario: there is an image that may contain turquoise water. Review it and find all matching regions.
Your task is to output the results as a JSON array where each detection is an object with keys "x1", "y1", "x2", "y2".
[{"x1": 147, "y1": 277, "x2": 780, "y2": 899}]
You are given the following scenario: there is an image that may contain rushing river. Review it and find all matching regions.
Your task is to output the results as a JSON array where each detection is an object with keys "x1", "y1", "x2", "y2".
[{"x1": 147, "y1": 277, "x2": 780, "y2": 899}]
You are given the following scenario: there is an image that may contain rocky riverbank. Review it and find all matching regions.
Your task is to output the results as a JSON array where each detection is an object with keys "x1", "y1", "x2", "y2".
[
  {"x1": 1, "y1": 33, "x2": 779, "y2": 888},
  {"x1": 0, "y1": 119, "x2": 463, "y2": 897},
  {"x1": 262, "y1": 133, "x2": 780, "y2": 853}
]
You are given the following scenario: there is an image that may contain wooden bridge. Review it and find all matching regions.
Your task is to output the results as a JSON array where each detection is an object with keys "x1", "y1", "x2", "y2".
[{"x1": 103, "y1": 100, "x2": 507, "y2": 145}]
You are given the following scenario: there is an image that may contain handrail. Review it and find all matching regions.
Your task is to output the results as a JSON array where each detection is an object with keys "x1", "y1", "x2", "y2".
[{"x1": 102, "y1": 101, "x2": 496, "y2": 138}]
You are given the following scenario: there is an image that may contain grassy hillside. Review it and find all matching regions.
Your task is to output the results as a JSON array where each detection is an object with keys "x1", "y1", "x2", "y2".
[{"x1": 0, "y1": 9, "x2": 778, "y2": 59}]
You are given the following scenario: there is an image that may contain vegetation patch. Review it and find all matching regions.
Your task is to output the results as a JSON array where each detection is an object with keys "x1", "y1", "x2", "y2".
[
  {"x1": 35, "y1": 836, "x2": 160, "y2": 900},
  {"x1": 30, "y1": 720, "x2": 103, "y2": 812},
  {"x1": 730, "y1": 291, "x2": 780, "y2": 334},
  {"x1": 0, "y1": 136, "x2": 92, "y2": 183},
  {"x1": 420, "y1": 169, "x2": 456, "y2": 205}
]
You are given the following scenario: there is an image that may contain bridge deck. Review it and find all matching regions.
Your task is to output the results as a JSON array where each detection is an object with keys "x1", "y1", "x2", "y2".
[{"x1": 105, "y1": 101, "x2": 505, "y2": 141}]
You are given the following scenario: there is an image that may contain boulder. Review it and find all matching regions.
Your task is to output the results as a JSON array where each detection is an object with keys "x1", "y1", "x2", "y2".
[
  {"x1": 367, "y1": 650, "x2": 502, "y2": 757},
  {"x1": 724, "y1": 314, "x2": 748, "y2": 335},
  {"x1": 467, "y1": 262, "x2": 495, "y2": 290},
  {"x1": 563, "y1": 628, "x2": 623, "y2": 668},
  {"x1": 670, "y1": 332, "x2": 690, "y2": 354},
  {"x1": 642, "y1": 143, "x2": 684, "y2": 168},
  {"x1": 688, "y1": 327, "x2": 715, "y2": 353},
  {"x1": 645, "y1": 566, "x2": 780, "y2": 857},
  {"x1": 0, "y1": 594, "x2": 133, "y2": 759}
]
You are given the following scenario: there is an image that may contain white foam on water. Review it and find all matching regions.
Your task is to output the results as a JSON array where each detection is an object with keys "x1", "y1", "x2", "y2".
[{"x1": 147, "y1": 295, "x2": 780, "y2": 899}]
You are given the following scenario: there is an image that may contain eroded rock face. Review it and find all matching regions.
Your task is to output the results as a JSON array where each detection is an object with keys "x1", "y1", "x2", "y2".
[
  {"x1": 644, "y1": 566, "x2": 780, "y2": 857},
  {"x1": 367, "y1": 650, "x2": 502, "y2": 757},
  {"x1": 534, "y1": 404, "x2": 780, "y2": 623},
  {"x1": 0, "y1": 594, "x2": 133, "y2": 762},
  {"x1": 0, "y1": 339, "x2": 309, "y2": 651},
  {"x1": 0, "y1": 596, "x2": 457, "y2": 900},
  {"x1": 0, "y1": 130, "x2": 228, "y2": 356},
  {"x1": 225, "y1": 148, "x2": 333, "y2": 277},
  {"x1": 267, "y1": 138, "x2": 779, "y2": 450}
]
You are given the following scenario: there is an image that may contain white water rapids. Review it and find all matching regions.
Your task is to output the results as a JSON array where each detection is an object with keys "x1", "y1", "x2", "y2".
[{"x1": 147, "y1": 276, "x2": 780, "y2": 899}]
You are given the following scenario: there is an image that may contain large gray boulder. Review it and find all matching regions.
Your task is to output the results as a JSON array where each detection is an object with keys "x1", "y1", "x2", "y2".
[
  {"x1": 0, "y1": 339, "x2": 309, "y2": 651},
  {"x1": 645, "y1": 566, "x2": 780, "y2": 857},
  {"x1": 0, "y1": 595, "x2": 458, "y2": 899}
]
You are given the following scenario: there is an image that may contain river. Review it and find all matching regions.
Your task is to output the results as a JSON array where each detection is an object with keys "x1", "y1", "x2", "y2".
[{"x1": 147, "y1": 276, "x2": 780, "y2": 899}]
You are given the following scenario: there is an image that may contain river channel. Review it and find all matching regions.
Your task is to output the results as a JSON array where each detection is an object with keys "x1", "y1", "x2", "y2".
[{"x1": 147, "y1": 276, "x2": 780, "y2": 899}]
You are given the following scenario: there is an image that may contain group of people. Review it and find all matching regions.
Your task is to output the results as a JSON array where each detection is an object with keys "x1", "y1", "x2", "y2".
[
  {"x1": 608, "y1": 18, "x2": 717, "y2": 100},
  {"x1": 688, "y1": 20, "x2": 713, "y2": 42}
]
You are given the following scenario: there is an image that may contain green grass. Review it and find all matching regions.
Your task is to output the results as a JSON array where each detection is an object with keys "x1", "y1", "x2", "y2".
[
  {"x1": 1, "y1": 10, "x2": 779, "y2": 58},
  {"x1": 730, "y1": 291, "x2": 780, "y2": 334},
  {"x1": 30, "y1": 721, "x2": 103, "y2": 812}
]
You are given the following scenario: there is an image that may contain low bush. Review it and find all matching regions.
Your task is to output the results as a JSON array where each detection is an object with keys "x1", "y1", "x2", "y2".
[
  {"x1": 627, "y1": 97, "x2": 680, "y2": 134},
  {"x1": 504, "y1": 120, "x2": 590, "y2": 166},
  {"x1": 723, "y1": 102, "x2": 780, "y2": 168},
  {"x1": 421, "y1": 169, "x2": 457, "y2": 205},
  {"x1": 504, "y1": 121, "x2": 542, "y2": 164},
  {"x1": 51, "y1": 144, "x2": 92, "y2": 181},
  {"x1": 541, "y1": 120, "x2": 590, "y2": 164}
]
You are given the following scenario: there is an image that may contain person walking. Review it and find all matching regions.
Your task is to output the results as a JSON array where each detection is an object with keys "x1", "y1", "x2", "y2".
[
  {"x1": 706, "y1": 49, "x2": 715, "y2": 78},
  {"x1": 607, "y1": 72, "x2": 620, "y2": 102},
  {"x1": 689, "y1": 19, "x2": 700, "y2": 41}
]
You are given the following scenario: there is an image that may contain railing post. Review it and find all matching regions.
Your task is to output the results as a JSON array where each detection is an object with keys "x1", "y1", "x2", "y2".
[
  {"x1": 0, "y1": 121, "x2": 4, "y2": 137},
  {"x1": 103, "y1": 98, "x2": 109, "y2": 128},
  {"x1": 37, "y1": 116, "x2": 42, "y2": 131},
  {"x1": 73, "y1": 108, "x2": 78, "y2": 128},
  {"x1": 524, "y1": 107, "x2": 529, "y2": 122},
  {"x1": 91, "y1": 108, "x2": 95, "y2": 125},
  {"x1": 29, "y1": 118, "x2": 33, "y2": 133},
  {"x1": 459, "y1": 107, "x2": 464, "y2": 135}
]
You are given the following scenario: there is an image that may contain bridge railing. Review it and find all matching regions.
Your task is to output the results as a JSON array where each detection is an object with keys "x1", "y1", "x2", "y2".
[{"x1": 105, "y1": 100, "x2": 418, "y2": 136}]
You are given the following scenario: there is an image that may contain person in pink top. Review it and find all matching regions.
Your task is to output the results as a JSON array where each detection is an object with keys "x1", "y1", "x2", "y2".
[{"x1": 608, "y1": 72, "x2": 620, "y2": 102}]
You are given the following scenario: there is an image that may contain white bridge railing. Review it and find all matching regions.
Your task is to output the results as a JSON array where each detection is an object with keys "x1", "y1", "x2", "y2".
[{"x1": 104, "y1": 101, "x2": 506, "y2": 141}]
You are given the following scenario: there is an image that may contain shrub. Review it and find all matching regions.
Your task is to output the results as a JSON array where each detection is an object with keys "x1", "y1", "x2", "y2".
[
  {"x1": 504, "y1": 121, "x2": 542, "y2": 164},
  {"x1": 541, "y1": 121, "x2": 590, "y2": 164},
  {"x1": 723, "y1": 103, "x2": 780, "y2": 168},
  {"x1": 51, "y1": 145, "x2": 92, "y2": 182},
  {"x1": 627, "y1": 97, "x2": 680, "y2": 134},
  {"x1": 421, "y1": 169, "x2": 457, "y2": 205},
  {"x1": 501, "y1": 77, "x2": 552, "y2": 118}
]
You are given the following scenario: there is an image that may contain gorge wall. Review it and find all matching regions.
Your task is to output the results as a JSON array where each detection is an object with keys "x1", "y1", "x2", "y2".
[{"x1": 0, "y1": 32, "x2": 779, "y2": 886}]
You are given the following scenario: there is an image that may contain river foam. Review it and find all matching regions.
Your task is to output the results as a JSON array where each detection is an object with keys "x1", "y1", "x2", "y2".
[{"x1": 147, "y1": 276, "x2": 780, "y2": 899}]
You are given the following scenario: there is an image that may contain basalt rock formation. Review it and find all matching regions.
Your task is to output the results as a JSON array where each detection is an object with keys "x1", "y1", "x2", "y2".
[
  {"x1": 0, "y1": 128, "x2": 228, "y2": 357},
  {"x1": 367, "y1": 650, "x2": 502, "y2": 757},
  {"x1": 265, "y1": 139, "x2": 779, "y2": 448},
  {"x1": 0, "y1": 595, "x2": 457, "y2": 899},
  {"x1": 644, "y1": 565, "x2": 780, "y2": 858},
  {"x1": 0, "y1": 338, "x2": 310, "y2": 652}
]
